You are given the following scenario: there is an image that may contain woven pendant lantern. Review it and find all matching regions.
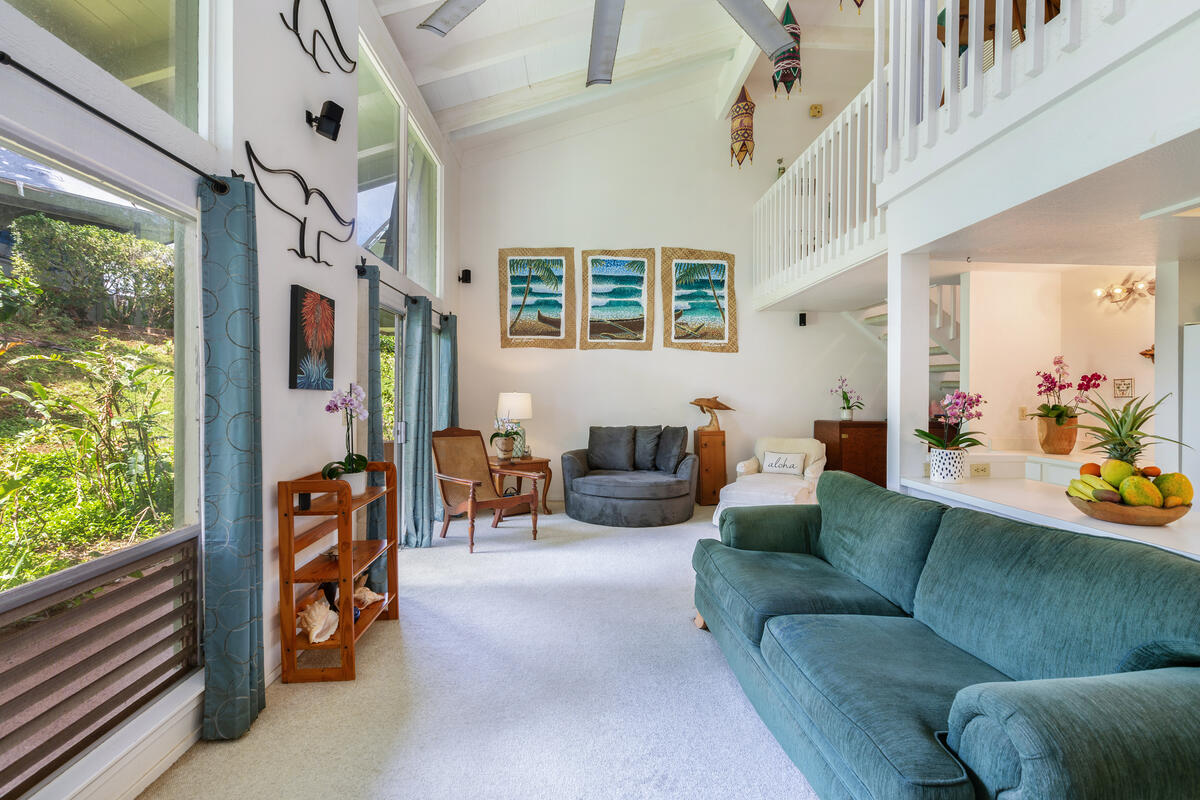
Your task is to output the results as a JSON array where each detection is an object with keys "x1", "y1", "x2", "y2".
[
  {"x1": 730, "y1": 86, "x2": 755, "y2": 168},
  {"x1": 772, "y1": 4, "x2": 802, "y2": 96}
]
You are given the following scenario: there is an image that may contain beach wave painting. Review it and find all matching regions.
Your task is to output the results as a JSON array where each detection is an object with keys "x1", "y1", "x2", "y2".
[
  {"x1": 660, "y1": 248, "x2": 737, "y2": 353},
  {"x1": 580, "y1": 249, "x2": 655, "y2": 350},
  {"x1": 498, "y1": 248, "x2": 577, "y2": 349}
]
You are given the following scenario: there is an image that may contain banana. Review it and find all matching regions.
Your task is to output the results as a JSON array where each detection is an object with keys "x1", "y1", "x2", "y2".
[
  {"x1": 1079, "y1": 475, "x2": 1118, "y2": 494},
  {"x1": 1068, "y1": 480, "x2": 1096, "y2": 501}
]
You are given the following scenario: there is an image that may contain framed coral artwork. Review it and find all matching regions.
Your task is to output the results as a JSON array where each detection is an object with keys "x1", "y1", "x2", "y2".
[
  {"x1": 498, "y1": 247, "x2": 576, "y2": 349},
  {"x1": 660, "y1": 247, "x2": 737, "y2": 353},
  {"x1": 580, "y1": 249, "x2": 655, "y2": 350},
  {"x1": 289, "y1": 284, "x2": 335, "y2": 389}
]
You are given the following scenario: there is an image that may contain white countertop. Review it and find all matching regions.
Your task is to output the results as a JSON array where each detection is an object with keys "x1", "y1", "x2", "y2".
[{"x1": 902, "y1": 477, "x2": 1200, "y2": 560}]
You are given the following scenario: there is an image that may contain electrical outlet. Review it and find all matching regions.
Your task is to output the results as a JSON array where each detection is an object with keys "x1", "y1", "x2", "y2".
[
  {"x1": 1017, "y1": 405, "x2": 1028, "y2": 421},
  {"x1": 970, "y1": 463, "x2": 991, "y2": 477}
]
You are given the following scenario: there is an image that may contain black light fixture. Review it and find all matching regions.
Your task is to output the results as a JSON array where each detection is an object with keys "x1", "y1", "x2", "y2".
[
  {"x1": 306, "y1": 100, "x2": 344, "y2": 141},
  {"x1": 458, "y1": 268, "x2": 472, "y2": 284}
]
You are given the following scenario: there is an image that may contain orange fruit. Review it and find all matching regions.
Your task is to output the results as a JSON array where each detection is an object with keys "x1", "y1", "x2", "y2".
[
  {"x1": 1080, "y1": 463, "x2": 1102, "y2": 477},
  {"x1": 1164, "y1": 496, "x2": 1184, "y2": 509},
  {"x1": 1142, "y1": 466, "x2": 1162, "y2": 478}
]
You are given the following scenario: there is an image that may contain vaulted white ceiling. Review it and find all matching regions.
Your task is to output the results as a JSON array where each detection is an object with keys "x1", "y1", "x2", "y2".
[{"x1": 375, "y1": 0, "x2": 873, "y2": 141}]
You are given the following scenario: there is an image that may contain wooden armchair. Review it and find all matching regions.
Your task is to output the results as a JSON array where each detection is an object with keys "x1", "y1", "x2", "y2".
[{"x1": 432, "y1": 427, "x2": 540, "y2": 553}]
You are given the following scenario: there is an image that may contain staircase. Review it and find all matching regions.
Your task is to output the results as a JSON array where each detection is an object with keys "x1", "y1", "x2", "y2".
[{"x1": 848, "y1": 283, "x2": 963, "y2": 401}]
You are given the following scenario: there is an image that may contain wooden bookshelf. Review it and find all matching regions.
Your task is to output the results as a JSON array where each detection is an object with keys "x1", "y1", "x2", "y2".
[{"x1": 277, "y1": 461, "x2": 398, "y2": 682}]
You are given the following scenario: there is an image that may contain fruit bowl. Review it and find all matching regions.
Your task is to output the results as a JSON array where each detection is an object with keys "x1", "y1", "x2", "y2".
[{"x1": 1066, "y1": 495, "x2": 1191, "y2": 527}]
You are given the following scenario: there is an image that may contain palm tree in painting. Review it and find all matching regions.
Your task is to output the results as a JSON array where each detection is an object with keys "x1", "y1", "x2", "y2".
[
  {"x1": 509, "y1": 259, "x2": 562, "y2": 331},
  {"x1": 674, "y1": 261, "x2": 727, "y2": 324}
]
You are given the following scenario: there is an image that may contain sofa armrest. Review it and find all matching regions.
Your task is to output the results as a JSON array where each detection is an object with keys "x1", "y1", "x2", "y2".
[
  {"x1": 718, "y1": 505, "x2": 821, "y2": 553},
  {"x1": 948, "y1": 668, "x2": 1200, "y2": 799},
  {"x1": 804, "y1": 455, "x2": 827, "y2": 481},
  {"x1": 561, "y1": 449, "x2": 589, "y2": 500},
  {"x1": 736, "y1": 456, "x2": 760, "y2": 476},
  {"x1": 675, "y1": 452, "x2": 700, "y2": 495}
]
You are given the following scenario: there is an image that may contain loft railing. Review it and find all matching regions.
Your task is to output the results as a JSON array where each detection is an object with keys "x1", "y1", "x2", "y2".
[
  {"x1": 751, "y1": 81, "x2": 887, "y2": 309},
  {"x1": 872, "y1": 0, "x2": 1147, "y2": 185}
]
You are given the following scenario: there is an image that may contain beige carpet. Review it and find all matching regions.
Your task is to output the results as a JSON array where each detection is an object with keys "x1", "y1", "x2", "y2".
[{"x1": 140, "y1": 507, "x2": 818, "y2": 800}]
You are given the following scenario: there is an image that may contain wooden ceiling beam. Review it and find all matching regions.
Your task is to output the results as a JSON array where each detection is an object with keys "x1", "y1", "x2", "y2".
[{"x1": 434, "y1": 29, "x2": 738, "y2": 135}]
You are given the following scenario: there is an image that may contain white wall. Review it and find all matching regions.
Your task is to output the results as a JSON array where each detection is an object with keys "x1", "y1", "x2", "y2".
[
  {"x1": 963, "y1": 271, "x2": 1063, "y2": 451},
  {"x1": 1060, "y1": 265, "x2": 1157, "y2": 415},
  {"x1": 456, "y1": 52, "x2": 883, "y2": 498},
  {"x1": 963, "y1": 266, "x2": 1157, "y2": 452}
]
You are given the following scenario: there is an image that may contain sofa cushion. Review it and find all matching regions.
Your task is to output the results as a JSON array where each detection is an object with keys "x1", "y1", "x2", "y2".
[
  {"x1": 914, "y1": 507, "x2": 1200, "y2": 681},
  {"x1": 634, "y1": 425, "x2": 662, "y2": 470},
  {"x1": 813, "y1": 471, "x2": 946, "y2": 614},
  {"x1": 656, "y1": 426, "x2": 687, "y2": 472},
  {"x1": 691, "y1": 538, "x2": 904, "y2": 645},
  {"x1": 573, "y1": 470, "x2": 689, "y2": 500},
  {"x1": 761, "y1": 614, "x2": 1010, "y2": 800},
  {"x1": 587, "y1": 426, "x2": 635, "y2": 471}
]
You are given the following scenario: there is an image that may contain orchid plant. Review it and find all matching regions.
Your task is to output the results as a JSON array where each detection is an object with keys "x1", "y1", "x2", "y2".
[
  {"x1": 829, "y1": 376, "x2": 865, "y2": 411},
  {"x1": 1031, "y1": 356, "x2": 1106, "y2": 426},
  {"x1": 914, "y1": 391, "x2": 986, "y2": 450},
  {"x1": 490, "y1": 416, "x2": 525, "y2": 455},
  {"x1": 321, "y1": 382, "x2": 369, "y2": 479}
]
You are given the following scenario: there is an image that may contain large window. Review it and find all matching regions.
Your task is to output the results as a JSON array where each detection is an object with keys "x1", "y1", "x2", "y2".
[
  {"x1": 357, "y1": 51, "x2": 402, "y2": 269},
  {"x1": 0, "y1": 142, "x2": 198, "y2": 591},
  {"x1": 7, "y1": 0, "x2": 201, "y2": 130},
  {"x1": 406, "y1": 124, "x2": 440, "y2": 294}
]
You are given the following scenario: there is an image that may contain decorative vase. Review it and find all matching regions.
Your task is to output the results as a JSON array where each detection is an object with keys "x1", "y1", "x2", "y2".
[
  {"x1": 840, "y1": 408, "x2": 854, "y2": 421},
  {"x1": 494, "y1": 436, "x2": 515, "y2": 461},
  {"x1": 929, "y1": 447, "x2": 967, "y2": 484},
  {"x1": 342, "y1": 470, "x2": 368, "y2": 496},
  {"x1": 1036, "y1": 416, "x2": 1078, "y2": 455}
]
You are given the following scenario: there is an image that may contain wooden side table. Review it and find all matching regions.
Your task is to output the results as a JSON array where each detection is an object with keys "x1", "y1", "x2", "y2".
[
  {"x1": 694, "y1": 429, "x2": 727, "y2": 506},
  {"x1": 488, "y1": 455, "x2": 553, "y2": 514}
]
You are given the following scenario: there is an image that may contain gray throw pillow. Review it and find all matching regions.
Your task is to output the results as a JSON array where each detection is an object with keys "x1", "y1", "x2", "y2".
[
  {"x1": 634, "y1": 426, "x2": 663, "y2": 471},
  {"x1": 588, "y1": 426, "x2": 636, "y2": 471},
  {"x1": 656, "y1": 426, "x2": 688, "y2": 473}
]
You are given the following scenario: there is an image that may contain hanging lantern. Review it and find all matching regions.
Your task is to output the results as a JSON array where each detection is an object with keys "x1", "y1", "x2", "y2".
[
  {"x1": 840, "y1": 0, "x2": 866, "y2": 14},
  {"x1": 772, "y1": 4, "x2": 802, "y2": 96},
  {"x1": 730, "y1": 86, "x2": 755, "y2": 168}
]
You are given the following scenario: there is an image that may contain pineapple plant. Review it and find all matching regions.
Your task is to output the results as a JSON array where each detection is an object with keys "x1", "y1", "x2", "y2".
[{"x1": 1079, "y1": 393, "x2": 1182, "y2": 473}]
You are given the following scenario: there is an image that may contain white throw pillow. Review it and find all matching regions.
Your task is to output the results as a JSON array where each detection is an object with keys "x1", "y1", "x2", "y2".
[{"x1": 762, "y1": 451, "x2": 805, "y2": 476}]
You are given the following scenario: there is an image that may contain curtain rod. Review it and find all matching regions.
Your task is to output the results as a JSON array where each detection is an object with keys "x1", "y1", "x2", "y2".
[
  {"x1": 0, "y1": 51, "x2": 230, "y2": 195},
  {"x1": 357, "y1": 260, "x2": 449, "y2": 318}
]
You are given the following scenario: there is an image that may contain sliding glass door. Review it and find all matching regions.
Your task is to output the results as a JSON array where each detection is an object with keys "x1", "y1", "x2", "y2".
[{"x1": 379, "y1": 308, "x2": 403, "y2": 530}]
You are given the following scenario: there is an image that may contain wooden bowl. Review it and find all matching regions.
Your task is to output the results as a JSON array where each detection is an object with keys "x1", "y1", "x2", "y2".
[{"x1": 1066, "y1": 494, "x2": 1192, "y2": 527}]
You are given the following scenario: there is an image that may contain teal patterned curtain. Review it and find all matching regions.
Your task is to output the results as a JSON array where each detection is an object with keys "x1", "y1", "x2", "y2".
[
  {"x1": 198, "y1": 176, "x2": 264, "y2": 740},
  {"x1": 358, "y1": 264, "x2": 387, "y2": 588},
  {"x1": 403, "y1": 296, "x2": 435, "y2": 547},
  {"x1": 436, "y1": 313, "x2": 459, "y2": 429}
]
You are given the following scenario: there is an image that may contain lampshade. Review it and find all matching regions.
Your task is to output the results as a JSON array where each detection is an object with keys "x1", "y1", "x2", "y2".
[{"x1": 497, "y1": 392, "x2": 532, "y2": 420}]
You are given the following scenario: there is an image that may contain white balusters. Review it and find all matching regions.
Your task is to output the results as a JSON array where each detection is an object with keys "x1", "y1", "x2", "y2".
[{"x1": 994, "y1": 0, "x2": 1013, "y2": 98}]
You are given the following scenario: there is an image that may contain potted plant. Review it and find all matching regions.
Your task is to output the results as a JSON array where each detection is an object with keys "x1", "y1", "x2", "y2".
[
  {"x1": 322, "y1": 383, "x2": 369, "y2": 495},
  {"x1": 1030, "y1": 357, "x2": 1106, "y2": 455},
  {"x1": 914, "y1": 391, "x2": 986, "y2": 483},
  {"x1": 490, "y1": 417, "x2": 521, "y2": 462},
  {"x1": 830, "y1": 376, "x2": 865, "y2": 421}
]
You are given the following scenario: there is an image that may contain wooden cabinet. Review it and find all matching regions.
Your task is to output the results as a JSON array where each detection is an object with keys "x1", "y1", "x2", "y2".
[
  {"x1": 814, "y1": 420, "x2": 887, "y2": 487},
  {"x1": 694, "y1": 429, "x2": 727, "y2": 506}
]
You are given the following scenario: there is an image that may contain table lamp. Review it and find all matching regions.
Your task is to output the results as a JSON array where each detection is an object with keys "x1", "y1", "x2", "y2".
[{"x1": 497, "y1": 392, "x2": 533, "y2": 457}]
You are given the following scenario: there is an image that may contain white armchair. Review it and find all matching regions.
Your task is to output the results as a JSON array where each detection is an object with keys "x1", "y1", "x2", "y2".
[{"x1": 713, "y1": 437, "x2": 826, "y2": 525}]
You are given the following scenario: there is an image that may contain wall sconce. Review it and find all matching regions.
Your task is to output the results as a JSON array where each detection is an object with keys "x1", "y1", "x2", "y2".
[
  {"x1": 1093, "y1": 278, "x2": 1155, "y2": 305},
  {"x1": 306, "y1": 100, "x2": 344, "y2": 141}
]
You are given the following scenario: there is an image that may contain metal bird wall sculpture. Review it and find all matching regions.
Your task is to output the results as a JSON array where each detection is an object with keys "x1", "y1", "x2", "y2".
[
  {"x1": 280, "y1": 0, "x2": 358, "y2": 74},
  {"x1": 244, "y1": 142, "x2": 356, "y2": 268}
]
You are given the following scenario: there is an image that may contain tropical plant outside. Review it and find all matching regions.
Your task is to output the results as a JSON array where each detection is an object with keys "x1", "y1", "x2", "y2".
[{"x1": 0, "y1": 213, "x2": 178, "y2": 591}]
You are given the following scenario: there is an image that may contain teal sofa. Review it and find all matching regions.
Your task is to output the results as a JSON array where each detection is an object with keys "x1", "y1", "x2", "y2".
[{"x1": 693, "y1": 471, "x2": 1200, "y2": 800}]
